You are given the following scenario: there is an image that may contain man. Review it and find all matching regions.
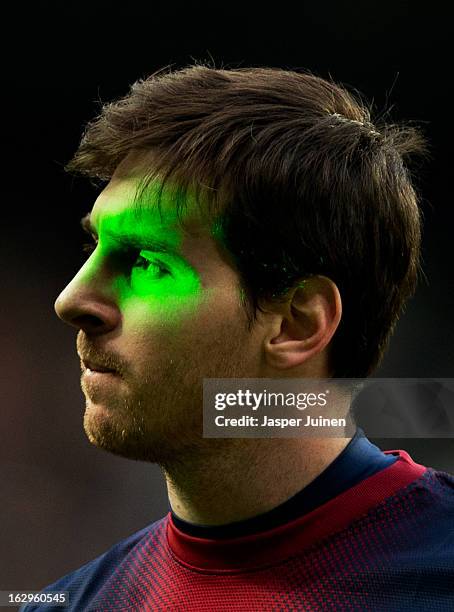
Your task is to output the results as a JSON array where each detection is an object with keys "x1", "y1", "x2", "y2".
[{"x1": 23, "y1": 64, "x2": 453, "y2": 611}]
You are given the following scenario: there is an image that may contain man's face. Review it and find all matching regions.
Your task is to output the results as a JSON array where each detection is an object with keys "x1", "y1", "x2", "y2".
[{"x1": 55, "y1": 164, "x2": 264, "y2": 465}]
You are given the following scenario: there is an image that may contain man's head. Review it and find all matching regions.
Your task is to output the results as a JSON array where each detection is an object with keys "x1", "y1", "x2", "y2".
[{"x1": 55, "y1": 63, "x2": 426, "y2": 465}]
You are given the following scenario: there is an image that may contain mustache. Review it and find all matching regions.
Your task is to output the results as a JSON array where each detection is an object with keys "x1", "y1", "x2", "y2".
[{"x1": 76, "y1": 332, "x2": 127, "y2": 376}]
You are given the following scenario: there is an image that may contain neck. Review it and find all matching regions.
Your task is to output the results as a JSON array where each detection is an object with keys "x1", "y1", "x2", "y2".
[{"x1": 164, "y1": 437, "x2": 352, "y2": 526}]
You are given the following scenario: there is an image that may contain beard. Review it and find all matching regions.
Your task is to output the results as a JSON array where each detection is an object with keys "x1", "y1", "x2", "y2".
[{"x1": 78, "y1": 315, "x2": 253, "y2": 468}]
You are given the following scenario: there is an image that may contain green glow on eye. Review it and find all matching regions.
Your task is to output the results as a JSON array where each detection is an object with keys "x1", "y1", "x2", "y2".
[
  {"x1": 84, "y1": 181, "x2": 208, "y2": 324},
  {"x1": 127, "y1": 247, "x2": 201, "y2": 302},
  {"x1": 132, "y1": 251, "x2": 170, "y2": 278}
]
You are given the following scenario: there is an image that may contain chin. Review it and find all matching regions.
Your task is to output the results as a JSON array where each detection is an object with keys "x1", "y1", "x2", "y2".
[
  {"x1": 82, "y1": 401, "x2": 196, "y2": 465},
  {"x1": 83, "y1": 402, "x2": 139, "y2": 456}
]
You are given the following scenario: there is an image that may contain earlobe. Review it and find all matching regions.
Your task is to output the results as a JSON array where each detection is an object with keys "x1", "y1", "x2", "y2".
[{"x1": 263, "y1": 276, "x2": 342, "y2": 372}]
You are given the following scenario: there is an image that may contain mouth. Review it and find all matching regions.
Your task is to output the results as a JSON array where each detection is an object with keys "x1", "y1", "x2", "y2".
[{"x1": 82, "y1": 359, "x2": 118, "y2": 375}]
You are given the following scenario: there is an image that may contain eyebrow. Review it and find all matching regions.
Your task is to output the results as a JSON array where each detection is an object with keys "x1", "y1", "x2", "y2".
[{"x1": 80, "y1": 213, "x2": 181, "y2": 256}]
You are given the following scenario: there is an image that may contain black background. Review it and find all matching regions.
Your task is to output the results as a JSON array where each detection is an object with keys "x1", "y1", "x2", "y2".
[{"x1": 1, "y1": 0, "x2": 452, "y2": 593}]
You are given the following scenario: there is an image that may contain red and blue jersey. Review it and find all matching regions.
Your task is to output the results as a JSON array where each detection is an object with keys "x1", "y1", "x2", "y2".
[{"x1": 22, "y1": 430, "x2": 454, "y2": 611}]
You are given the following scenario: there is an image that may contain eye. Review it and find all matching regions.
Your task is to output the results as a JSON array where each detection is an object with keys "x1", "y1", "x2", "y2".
[
  {"x1": 133, "y1": 252, "x2": 170, "y2": 278},
  {"x1": 81, "y1": 242, "x2": 171, "y2": 280}
]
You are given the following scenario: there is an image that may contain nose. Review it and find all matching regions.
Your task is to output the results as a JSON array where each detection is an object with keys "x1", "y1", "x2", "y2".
[{"x1": 54, "y1": 264, "x2": 121, "y2": 336}]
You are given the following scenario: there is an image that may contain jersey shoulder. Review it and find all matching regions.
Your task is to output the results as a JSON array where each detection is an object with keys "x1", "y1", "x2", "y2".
[{"x1": 19, "y1": 517, "x2": 166, "y2": 612}]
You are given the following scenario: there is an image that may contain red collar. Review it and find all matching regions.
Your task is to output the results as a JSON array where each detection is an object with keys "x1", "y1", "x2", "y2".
[{"x1": 166, "y1": 450, "x2": 427, "y2": 573}]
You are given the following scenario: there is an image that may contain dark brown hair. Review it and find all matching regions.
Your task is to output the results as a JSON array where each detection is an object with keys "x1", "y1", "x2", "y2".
[{"x1": 66, "y1": 62, "x2": 428, "y2": 377}]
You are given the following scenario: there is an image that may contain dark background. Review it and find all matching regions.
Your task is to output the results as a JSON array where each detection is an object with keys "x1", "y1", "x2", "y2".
[{"x1": 1, "y1": 0, "x2": 453, "y2": 595}]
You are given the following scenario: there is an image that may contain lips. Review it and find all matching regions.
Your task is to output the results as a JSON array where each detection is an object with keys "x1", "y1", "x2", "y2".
[{"x1": 83, "y1": 359, "x2": 117, "y2": 374}]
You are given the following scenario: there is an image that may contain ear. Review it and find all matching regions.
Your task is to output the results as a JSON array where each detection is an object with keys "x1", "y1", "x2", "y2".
[{"x1": 263, "y1": 276, "x2": 342, "y2": 371}]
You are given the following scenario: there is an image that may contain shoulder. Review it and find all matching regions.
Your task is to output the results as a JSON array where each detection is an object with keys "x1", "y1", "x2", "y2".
[
  {"x1": 371, "y1": 466, "x2": 454, "y2": 560},
  {"x1": 20, "y1": 517, "x2": 167, "y2": 612},
  {"x1": 409, "y1": 466, "x2": 454, "y2": 505}
]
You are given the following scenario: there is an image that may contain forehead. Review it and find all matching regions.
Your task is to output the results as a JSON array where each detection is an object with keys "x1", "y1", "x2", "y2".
[{"x1": 90, "y1": 167, "x2": 207, "y2": 245}]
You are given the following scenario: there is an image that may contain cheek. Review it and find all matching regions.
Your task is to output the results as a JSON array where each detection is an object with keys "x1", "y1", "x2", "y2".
[
  {"x1": 119, "y1": 284, "x2": 245, "y2": 357},
  {"x1": 119, "y1": 291, "x2": 206, "y2": 330}
]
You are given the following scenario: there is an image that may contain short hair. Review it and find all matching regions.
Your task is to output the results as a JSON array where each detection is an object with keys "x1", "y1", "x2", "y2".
[{"x1": 66, "y1": 62, "x2": 428, "y2": 377}]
